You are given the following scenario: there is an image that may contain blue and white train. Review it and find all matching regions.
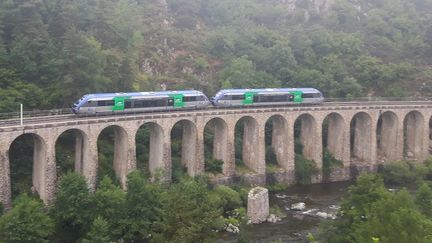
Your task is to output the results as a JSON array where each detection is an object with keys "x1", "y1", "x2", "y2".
[{"x1": 72, "y1": 88, "x2": 324, "y2": 114}]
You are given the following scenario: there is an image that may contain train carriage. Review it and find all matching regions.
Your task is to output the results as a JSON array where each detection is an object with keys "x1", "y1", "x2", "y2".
[
  {"x1": 211, "y1": 88, "x2": 324, "y2": 107},
  {"x1": 72, "y1": 90, "x2": 210, "y2": 114}
]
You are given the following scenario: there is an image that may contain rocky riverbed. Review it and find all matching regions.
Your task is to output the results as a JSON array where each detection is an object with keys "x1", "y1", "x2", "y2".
[{"x1": 217, "y1": 181, "x2": 352, "y2": 242}]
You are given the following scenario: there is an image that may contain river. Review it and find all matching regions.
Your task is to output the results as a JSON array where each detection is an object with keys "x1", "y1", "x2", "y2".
[{"x1": 218, "y1": 181, "x2": 353, "y2": 242}]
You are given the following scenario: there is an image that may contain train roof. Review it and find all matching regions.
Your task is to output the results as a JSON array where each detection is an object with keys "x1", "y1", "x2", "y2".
[
  {"x1": 215, "y1": 88, "x2": 322, "y2": 94},
  {"x1": 82, "y1": 90, "x2": 205, "y2": 99}
]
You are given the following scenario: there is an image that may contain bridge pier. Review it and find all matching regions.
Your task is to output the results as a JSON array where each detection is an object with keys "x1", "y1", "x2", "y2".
[
  {"x1": 0, "y1": 142, "x2": 11, "y2": 209},
  {"x1": 404, "y1": 111, "x2": 424, "y2": 161},
  {"x1": 241, "y1": 117, "x2": 265, "y2": 174},
  {"x1": 270, "y1": 115, "x2": 291, "y2": 171},
  {"x1": 82, "y1": 136, "x2": 99, "y2": 191}
]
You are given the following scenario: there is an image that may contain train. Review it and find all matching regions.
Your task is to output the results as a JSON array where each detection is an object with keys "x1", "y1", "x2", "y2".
[{"x1": 72, "y1": 88, "x2": 324, "y2": 114}]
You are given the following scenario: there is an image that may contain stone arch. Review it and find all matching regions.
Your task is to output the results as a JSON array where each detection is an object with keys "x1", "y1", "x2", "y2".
[
  {"x1": 136, "y1": 122, "x2": 165, "y2": 177},
  {"x1": 294, "y1": 113, "x2": 318, "y2": 161},
  {"x1": 204, "y1": 118, "x2": 229, "y2": 175},
  {"x1": 54, "y1": 128, "x2": 89, "y2": 175},
  {"x1": 234, "y1": 116, "x2": 261, "y2": 173},
  {"x1": 264, "y1": 115, "x2": 289, "y2": 170},
  {"x1": 8, "y1": 133, "x2": 47, "y2": 200},
  {"x1": 404, "y1": 111, "x2": 424, "y2": 160},
  {"x1": 170, "y1": 119, "x2": 199, "y2": 177},
  {"x1": 97, "y1": 125, "x2": 129, "y2": 187},
  {"x1": 376, "y1": 111, "x2": 399, "y2": 161},
  {"x1": 350, "y1": 112, "x2": 373, "y2": 162},
  {"x1": 323, "y1": 112, "x2": 345, "y2": 161}
]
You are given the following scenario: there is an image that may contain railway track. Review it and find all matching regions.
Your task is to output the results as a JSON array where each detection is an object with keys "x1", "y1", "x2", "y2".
[{"x1": 1, "y1": 100, "x2": 432, "y2": 128}]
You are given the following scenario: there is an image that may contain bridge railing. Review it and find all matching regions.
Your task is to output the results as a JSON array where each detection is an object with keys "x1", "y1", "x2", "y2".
[
  {"x1": 0, "y1": 109, "x2": 72, "y2": 120},
  {"x1": 324, "y1": 97, "x2": 432, "y2": 102}
]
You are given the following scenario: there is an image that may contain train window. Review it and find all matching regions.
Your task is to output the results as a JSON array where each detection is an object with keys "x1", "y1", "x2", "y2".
[
  {"x1": 301, "y1": 93, "x2": 314, "y2": 98},
  {"x1": 256, "y1": 95, "x2": 287, "y2": 102},
  {"x1": 97, "y1": 100, "x2": 114, "y2": 106},
  {"x1": 273, "y1": 95, "x2": 287, "y2": 102},
  {"x1": 125, "y1": 101, "x2": 132, "y2": 108},
  {"x1": 231, "y1": 95, "x2": 244, "y2": 100},
  {"x1": 196, "y1": 96, "x2": 205, "y2": 101},
  {"x1": 313, "y1": 93, "x2": 321, "y2": 98},
  {"x1": 184, "y1": 96, "x2": 197, "y2": 102},
  {"x1": 134, "y1": 101, "x2": 143, "y2": 108}
]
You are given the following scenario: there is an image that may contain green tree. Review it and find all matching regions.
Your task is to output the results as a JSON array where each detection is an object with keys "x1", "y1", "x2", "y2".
[
  {"x1": 93, "y1": 176, "x2": 126, "y2": 240},
  {"x1": 82, "y1": 216, "x2": 111, "y2": 243},
  {"x1": 352, "y1": 190, "x2": 432, "y2": 243},
  {"x1": 0, "y1": 195, "x2": 54, "y2": 243},
  {"x1": 123, "y1": 171, "x2": 161, "y2": 242},
  {"x1": 152, "y1": 178, "x2": 223, "y2": 242},
  {"x1": 218, "y1": 56, "x2": 279, "y2": 89},
  {"x1": 51, "y1": 172, "x2": 94, "y2": 242},
  {"x1": 415, "y1": 183, "x2": 432, "y2": 217},
  {"x1": 52, "y1": 27, "x2": 109, "y2": 106}
]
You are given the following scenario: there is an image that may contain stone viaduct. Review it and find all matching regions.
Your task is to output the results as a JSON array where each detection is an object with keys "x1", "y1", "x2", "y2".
[{"x1": 1, "y1": 102, "x2": 431, "y2": 208}]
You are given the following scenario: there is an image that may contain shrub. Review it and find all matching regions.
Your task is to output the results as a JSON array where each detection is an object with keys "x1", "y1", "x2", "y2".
[
  {"x1": 322, "y1": 149, "x2": 344, "y2": 179},
  {"x1": 205, "y1": 158, "x2": 224, "y2": 174},
  {"x1": 266, "y1": 146, "x2": 277, "y2": 165},
  {"x1": 211, "y1": 185, "x2": 242, "y2": 212},
  {"x1": 381, "y1": 161, "x2": 420, "y2": 186},
  {"x1": 295, "y1": 154, "x2": 318, "y2": 184}
]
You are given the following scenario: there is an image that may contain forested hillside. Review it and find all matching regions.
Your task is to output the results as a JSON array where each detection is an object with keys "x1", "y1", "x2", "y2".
[{"x1": 1, "y1": 0, "x2": 432, "y2": 112}]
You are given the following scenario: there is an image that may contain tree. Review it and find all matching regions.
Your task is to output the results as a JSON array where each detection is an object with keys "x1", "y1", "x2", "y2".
[
  {"x1": 51, "y1": 172, "x2": 94, "y2": 242},
  {"x1": 152, "y1": 178, "x2": 223, "y2": 242},
  {"x1": 82, "y1": 217, "x2": 110, "y2": 243},
  {"x1": 318, "y1": 174, "x2": 432, "y2": 242},
  {"x1": 218, "y1": 56, "x2": 279, "y2": 89},
  {"x1": 415, "y1": 183, "x2": 432, "y2": 217},
  {"x1": 122, "y1": 171, "x2": 161, "y2": 242},
  {"x1": 352, "y1": 190, "x2": 432, "y2": 243},
  {"x1": 52, "y1": 27, "x2": 109, "y2": 106},
  {"x1": 0, "y1": 194, "x2": 54, "y2": 243},
  {"x1": 93, "y1": 176, "x2": 126, "y2": 240}
]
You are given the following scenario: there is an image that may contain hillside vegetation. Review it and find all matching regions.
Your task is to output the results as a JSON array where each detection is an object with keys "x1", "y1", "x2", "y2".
[{"x1": 1, "y1": 0, "x2": 432, "y2": 112}]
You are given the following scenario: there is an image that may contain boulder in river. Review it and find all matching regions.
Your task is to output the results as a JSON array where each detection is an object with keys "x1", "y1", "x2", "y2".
[
  {"x1": 291, "y1": 202, "x2": 306, "y2": 211},
  {"x1": 267, "y1": 214, "x2": 282, "y2": 223}
]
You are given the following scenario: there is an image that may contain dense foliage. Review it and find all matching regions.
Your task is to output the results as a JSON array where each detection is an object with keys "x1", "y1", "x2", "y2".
[
  {"x1": 1, "y1": 0, "x2": 432, "y2": 112},
  {"x1": 0, "y1": 172, "x2": 246, "y2": 242},
  {"x1": 318, "y1": 174, "x2": 432, "y2": 243}
]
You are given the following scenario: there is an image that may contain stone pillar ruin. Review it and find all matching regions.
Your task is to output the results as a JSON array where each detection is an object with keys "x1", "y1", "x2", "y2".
[{"x1": 247, "y1": 186, "x2": 269, "y2": 224}]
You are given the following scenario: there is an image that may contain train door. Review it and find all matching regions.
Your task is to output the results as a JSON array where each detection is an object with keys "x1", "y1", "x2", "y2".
[
  {"x1": 243, "y1": 92, "x2": 255, "y2": 105},
  {"x1": 170, "y1": 94, "x2": 184, "y2": 108},
  {"x1": 291, "y1": 91, "x2": 303, "y2": 103}
]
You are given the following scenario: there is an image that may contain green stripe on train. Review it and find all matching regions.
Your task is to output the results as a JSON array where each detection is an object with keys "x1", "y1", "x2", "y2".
[
  {"x1": 170, "y1": 94, "x2": 184, "y2": 107},
  {"x1": 112, "y1": 97, "x2": 129, "y2": 111},
  {"x1": 291, "y1": 91, "x2": 303, "y2": 103},
  {"x1": 243, "y1": 92, "x2": 255, "y2": 104}
]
